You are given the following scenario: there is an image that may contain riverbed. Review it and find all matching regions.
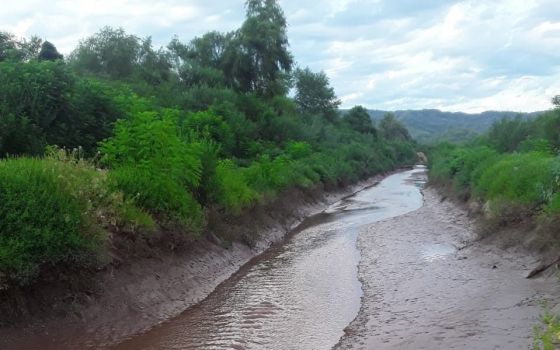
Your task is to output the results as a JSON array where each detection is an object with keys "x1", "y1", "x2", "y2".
[
  {"x1": 111, "y1": 167, "x2": 428, "y2": 350},
  {"x1": 6, "y1": 166, "x2": 558, "y2": 349}
]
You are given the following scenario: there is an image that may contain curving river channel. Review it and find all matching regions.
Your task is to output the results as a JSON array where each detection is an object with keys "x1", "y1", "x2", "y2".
[{"x1": 111, "y1": 166, "x2": 427, "y2": 350}]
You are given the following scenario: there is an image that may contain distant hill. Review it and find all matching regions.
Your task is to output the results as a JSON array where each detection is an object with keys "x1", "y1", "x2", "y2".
[{"x1": 364, "y1": 109, "x2": 543, "y2": 143}]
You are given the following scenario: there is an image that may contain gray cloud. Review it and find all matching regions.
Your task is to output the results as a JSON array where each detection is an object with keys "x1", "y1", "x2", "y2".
[{"x1": 1, "y1": 0, "x2": 559, "y2": 112}]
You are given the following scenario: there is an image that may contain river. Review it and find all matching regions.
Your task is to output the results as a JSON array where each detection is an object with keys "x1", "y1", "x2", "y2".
[
  {"x1": 9, "y1": 166, "x2": 557, "y2": 349},
  {"x1": 109, "y1": 167, "x2": 427, "y2": 350}
]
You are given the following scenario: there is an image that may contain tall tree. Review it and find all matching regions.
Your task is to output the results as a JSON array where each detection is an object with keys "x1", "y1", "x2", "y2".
[
  {"x1": 486, "y1": 116, "x2": 531, "y2": 153},
  {"x1": 38, "y1": 41, "x2": 63, "y2": 61},
  {"x1": 0, "y1": 32, "x2": 19, "y2": 61},
  {"x1": 294, "y1": 67, "x2": 340, "y2": 121},
  {"x1": 0, "y1": 32, "x2": 42, "y2": 62},
  {"x1": 136, "y1": 37, "x2": 172, "y2": 85},
  {"x1": 552, "y1": 95, "x2": 560, "y2": 108},
  {"x1": 231, "y1": 0, "x2": 293, "y2": 97},
  {"x1": 378, "y1": 113, "x2": 412, "y2": 141},
  {"x1": 169, "y1": 32, "x2": 231, "y2": 87},
  {"x1": 344, "y1": 106, "x2": 376, "y2": 134},
  {"x1": 70, "y1": 27, "x2": 141, "y2": 79},
  {"x1": 19, "y1": 36, "x2": 43, "y2": 61}
]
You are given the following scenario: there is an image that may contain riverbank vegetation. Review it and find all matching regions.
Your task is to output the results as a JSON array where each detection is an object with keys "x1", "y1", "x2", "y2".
[
  {"x1": 427, "y1": 102, "x2": 560, "y2": 350},
  {"x1": 0, "y1": 1, "x2": 416, "y2": 289},
  {"x1": 429, "y1": 101, "x2": 559, "y2": 227}
]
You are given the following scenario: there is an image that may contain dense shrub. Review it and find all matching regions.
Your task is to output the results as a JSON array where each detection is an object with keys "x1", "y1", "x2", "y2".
[
  {"x1": 0, "y1": 151, "x2": 152, "y2": 286},
  {"x1": 0, "y1": 158, "x2": 98, "y2": 285},
  {"x1": 0, "y1": 3, "x2": 419, "y2": 289},
  {"x1": 0, "y1": 61, "x2": 121, "y2": 156},
  {"x1": 430, "y1": 134, "x2": 560, "y2": 222},
  {"x1": 109, "y1": 166, "x2": 203, "y2": 231},
  {"x1": 100, "y1": 109, "x2": 203, "y2": 230},
  {"x1": 214, "y1": 160, "x2": 259, "y2": 213},
  {"x1": 474, "y1": 153, "x2": 558, "y2": 207}
]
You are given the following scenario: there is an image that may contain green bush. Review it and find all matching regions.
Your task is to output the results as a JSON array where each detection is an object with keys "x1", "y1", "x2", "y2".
[
  {"x1": 109, "y1": 166, "x2": 203, "y2": 232},
  {"x1": 100, "y1": 109, "x2": 201, "y2": 188},
  {"x1": 0, "y1": 157, "x2": 98, "y2": 285},
  {"x1": 430, "y1": 141, "x2": 560, "y2": 221},
  {"x1": 214, "y1": 160, "x2": 259, "y2": 213},
  {"x1": 0, "y1": 61, "x2": 121, "y2": 156},
  {"x1": 474, "y1": 153, "x2": 558, "y2": 207},
  {"x1": 285, "y1": 141, "x2": 312, "y2": 159},
  {"x1": 533, "y1": 307, "x2": 560, "y2": 350},
  {"x1": 100, "y1": 109, "x2": 204, "y2": 231},
  {"x1": 0, "y1": 152, "x2": 153, "y2": 286}
]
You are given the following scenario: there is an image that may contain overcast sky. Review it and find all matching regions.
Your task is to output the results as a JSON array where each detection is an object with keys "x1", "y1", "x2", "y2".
[{"x1": 2, "y1": 0, "x2": 560, "y2": 112}]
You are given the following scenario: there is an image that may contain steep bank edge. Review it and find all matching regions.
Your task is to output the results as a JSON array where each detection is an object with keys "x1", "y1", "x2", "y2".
[
  {"x1": 0, "y1": 172, "x2": 392, "y2": 350},
  {"x1": 429, "y1": 180, "x2": 560, "y2": 277}
]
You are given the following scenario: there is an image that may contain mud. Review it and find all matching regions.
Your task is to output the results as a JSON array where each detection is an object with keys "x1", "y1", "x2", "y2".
[
  {"x1": 336, "y1": 188, "x2": 560, "y2": 350},
  {"x1": 107, "y1": 167, "x2": 427, "y2": 350},
  {"x1": 3, "y1": 168, "x2": 558, "y2": 350}
]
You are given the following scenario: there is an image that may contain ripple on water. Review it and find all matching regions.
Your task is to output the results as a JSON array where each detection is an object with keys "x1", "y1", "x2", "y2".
[{"x1": 110, "y1": 168, "x2": 428, "y2": 350}]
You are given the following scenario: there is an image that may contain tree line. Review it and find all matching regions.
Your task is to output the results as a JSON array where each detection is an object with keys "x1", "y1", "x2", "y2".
[
  {"x1": 0, "y1": 0, "x2": 416, "y2": 287},
  {"x1": 429, "y1": 98, "x2": 560, "y2": 226}
]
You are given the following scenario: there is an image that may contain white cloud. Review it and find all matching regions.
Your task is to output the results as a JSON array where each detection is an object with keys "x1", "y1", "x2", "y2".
[{"x1": 1, "y1": 0, "x2": 558, "y2": 112}]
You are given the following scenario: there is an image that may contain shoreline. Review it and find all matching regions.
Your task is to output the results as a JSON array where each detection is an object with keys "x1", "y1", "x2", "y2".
[
  {"x1": 0, "y1": 170, "x2": 396, "y2": 350},
  {"x1": 336, "y1": 187, "x2": 559, "y2": 349}
]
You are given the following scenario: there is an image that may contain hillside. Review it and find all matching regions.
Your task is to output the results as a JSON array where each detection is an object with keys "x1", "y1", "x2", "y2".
[{"x1": 366, "y1": 109, "x2": 543, "y2": 143}]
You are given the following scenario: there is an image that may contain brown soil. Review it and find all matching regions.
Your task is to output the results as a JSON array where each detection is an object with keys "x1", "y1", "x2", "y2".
[{"x1": 0, "y1": 175, "x2": 387, "y2": 350}]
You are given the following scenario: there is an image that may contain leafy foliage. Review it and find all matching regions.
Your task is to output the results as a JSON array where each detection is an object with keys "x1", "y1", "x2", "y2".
[
  {"x1": 378, "y1": 113, "x2": 412, "y2": 141},
  {"x1": 429, "y1": 106, "x2": 560, "y2": 221},
  {"x1": 38, "y1": 41, "x2": 63, "y2": 61},
  {"x1": 0, "y1": 0, "x2": 417, "y2": 287},
  {"x1": 294, "y1": 67, "x2": 340, "y2": 121},
  {"x1": 70, "y1": 27, "x2": 141, "y2": 79},
  {"x1": 0, "y1": 150, "x2": 152, "y2": 286},
  {"x1": 344, "y1": 106, "x2": 376, "y2": 135},
  {"x1": 0, "y1": 60, "x2": 122, "y2": 156}
]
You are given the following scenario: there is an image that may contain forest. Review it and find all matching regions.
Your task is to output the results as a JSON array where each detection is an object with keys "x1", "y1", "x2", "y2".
[{"x1": 0, "y1": 0, "x2": 416, "y2": 288}]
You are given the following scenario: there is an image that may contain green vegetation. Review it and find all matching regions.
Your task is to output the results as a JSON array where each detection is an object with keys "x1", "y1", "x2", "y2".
[
  {"x1": 0, "y1": 148, "x2": 154, "y2": 286},
  {"x1": 533, "y1": 306, "x2": 560, "y2": 350},
  {"x1": 0, "y1": 0, "x2": 416, "y2": 288},
  {"x1": 428, "y1": 101, "x2": 560, "y2": 350},
  {"x1": 429, "y1": 100, "x2": 560, "y2": 224}
]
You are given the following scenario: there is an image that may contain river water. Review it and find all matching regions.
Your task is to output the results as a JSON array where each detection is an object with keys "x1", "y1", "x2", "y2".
[{"x1": 111, "y1": 166, "x2": 427, "y2": 350}]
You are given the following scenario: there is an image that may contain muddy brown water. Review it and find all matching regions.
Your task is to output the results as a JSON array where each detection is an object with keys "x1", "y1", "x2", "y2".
[{"x1": 110, "y1": 167, "x2": 428, "y2": 350}]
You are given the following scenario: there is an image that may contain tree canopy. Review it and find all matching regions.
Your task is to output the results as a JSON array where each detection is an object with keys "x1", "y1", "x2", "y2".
[
  {"x1": 38, "y1": 41, "x2": 63, "y2": 61},
  {"x1": 295, "y1": 67, "x2": 340, "y2": 121},
  {"x1": 344, "y1": 106, "x2": 376, "y2": 134}
]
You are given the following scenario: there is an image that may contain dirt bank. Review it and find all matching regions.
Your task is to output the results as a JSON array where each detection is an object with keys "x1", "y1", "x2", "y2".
[
  {"x1": 336, "y1": 188, "x2": 560, "y2": 349},
  {"x1": 0, "y1": 174, "x2": 388, "y2": 350}
]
